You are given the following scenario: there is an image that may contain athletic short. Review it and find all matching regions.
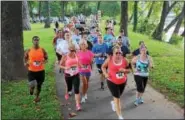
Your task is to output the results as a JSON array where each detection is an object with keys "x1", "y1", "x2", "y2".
[
  {"x1": 28, "y1": 70, "x2": 45, "y2": 86},
  {"x1": 80, "y1": 72, "x2": 91, "y2": 77},
  {"x1": 96, "y1": 64, "x2": 103, "y2": 74},
  {"x1": 64, "y1": 73, "x2": 80, "y2": 94},
  {"x1": 134, "y1": 75, "x2": 148, "y2": 93},
  {"x1": 107, "y1": 80, "x2": 126, "y2": 98},
  {"x1": 56, "y1": 52, "x2": 62, "y2": 61}
]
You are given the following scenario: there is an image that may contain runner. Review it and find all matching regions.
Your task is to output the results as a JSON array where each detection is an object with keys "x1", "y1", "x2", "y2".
[
  {"x1": 131, "y1": 45, "x2": 154, "y2": 106},
  {"x1": 72, "y1": 28, "x2": 81, "y2": 44},
  {"x1": 77, "y1": 40, "x2": 94, "y2": 103},
  {"x1": 24, "y1": 36, "x2": 48, "y2": 103},
  {"x1": 92, "y1": 33, "x2": 108, "y2": 90},
  {"x1": 103, "y1": 27, "x2": 116, "y2": 55},
  {"x1": 81, "y1": 32, "x2": 93, "y2": 51},
  {"x1": 116, "y1": 36, "x2": 130, "y2": 57},
  {"x1": 60, "y1": 43, "x2": 82, "y2": 111},
  {"x1": 102, "y1": 45, "x2": 130, "y2": 119},
  {"x1": 120, "y1": 29, "x2": 130, "y2": 50},
  {"x1": 132, "y1": 41, "x2": 149, "y2": 57}
]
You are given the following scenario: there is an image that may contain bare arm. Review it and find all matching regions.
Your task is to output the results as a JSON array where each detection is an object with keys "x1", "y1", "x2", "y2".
[
  {"x1": 131, "y1": 56, "x2": 138, "y2": 72},
  {"x1": 148, "y1": 56, "x2": 154, "y2": 69},
  {"x1": 42, "y1": 48, "x2": 48, "y2": 63},
  {"x1": 101, "y1": 57, "x2": 110, "y2": 78},
  {"x1": 23, "y1": 49, "x2": 30, "y2": 67},
  {"x1": 60, "y1": 55, "x2": 68, "y2": 70}
]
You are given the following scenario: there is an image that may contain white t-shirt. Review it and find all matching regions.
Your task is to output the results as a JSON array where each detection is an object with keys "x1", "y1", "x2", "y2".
[
  {"x1": 56, "y1": 39, "x2": 80, "y2": 55},
  {"x1": 72, "y1": 34, "x2": 81, "y2": 44}
]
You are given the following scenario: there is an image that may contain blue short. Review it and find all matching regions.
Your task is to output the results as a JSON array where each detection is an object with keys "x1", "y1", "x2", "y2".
[{"x1": 79, "y1": 72, "x2": 91, "y2": 77}]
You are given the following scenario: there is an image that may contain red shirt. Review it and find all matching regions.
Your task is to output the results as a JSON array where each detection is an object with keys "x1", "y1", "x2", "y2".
[{"x1": 108, "y1": 57, "x2": 127, "y2": 84}]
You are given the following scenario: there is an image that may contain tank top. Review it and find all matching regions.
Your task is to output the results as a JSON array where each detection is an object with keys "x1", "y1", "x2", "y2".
[
  {"x1": 134, "y1": 55, "x2": 149, "y2": 77},
  {"x1": 28, "y1": 47, "x2": 45, "y2": 72},
  {"x1": 108, "y1": 56, "x2": 127, "y2": 85},
  {"x1": 65, "y1": 54, "x2": 79, "y2": 76}
]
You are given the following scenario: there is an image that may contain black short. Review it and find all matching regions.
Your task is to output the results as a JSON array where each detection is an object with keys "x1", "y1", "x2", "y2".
[
  {"x1": 96, "y1": 64, "x2": 103, "y2": 74},
  {"x1": 134, "y1": 75, "x2": 148, "y2": 93},
  {"x1": 107, "y1": 80, "x2": 126, "y2": 98},
  {"x1": 64, "y1": 73, "x2": 80, "y2": 94},
  {"x1": 56, "y1": 52, "x2": 62, "y2": 61},
  {"x1": 28, "y1": 70, "x2": 45, "y2": 86}
]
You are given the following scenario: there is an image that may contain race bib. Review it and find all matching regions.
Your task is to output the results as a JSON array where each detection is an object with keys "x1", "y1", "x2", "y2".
[
  {"x1": 33, "y1": 61, "x2": 41, "y2": 67},
  {"x1": 116, "y1": 72, "x2": 124, "y2": 79},
  {"x1": 98, "y1": 57, "x2": 105, "y2": 60}
]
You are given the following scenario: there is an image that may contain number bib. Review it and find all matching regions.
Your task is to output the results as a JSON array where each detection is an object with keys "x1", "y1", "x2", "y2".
[
  {"x1": 98, "y1": 57, "x2": 105, "y2": 60},
  {"x1": 69, "y1": 66, "x2": 78, "y2": 76},
  {"x1": 33, "y1": 61, "x2": 41, "y2": 67},
  {"x1": 116, "y1": 72, "x2": 124, "y2": 79},
  {"x1": 82, "y1": 65, "x2": 88, "y2": 69}
]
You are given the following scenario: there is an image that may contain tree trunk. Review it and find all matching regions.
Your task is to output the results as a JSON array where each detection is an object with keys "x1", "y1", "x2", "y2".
[
  {"x1": 181, "y1": 30, "x2": 185, "y2": 36},
  {"x1": 38, "y1": 1, "x2": 42, "y2": 20},
  {"x1": 61, "y1": 1, "x2": 65, "y2": 21},
  {"x1": 120, "y1": 1, "x2": 128, "y2": 37},
  {"x1": 129, "y1": 13, "x2": 133, "y2": 23},
  {"x1": 133, "y1": 1, "x2": 138, "y2": 32},
  {"x1": 22, "y1": 0, "x2": 31, "y2": 31},
  {"x1": 173, "y1": 2, "x2": 185, "y2": 34},
  {"x1": 146, "y1": 1, "x2": 155, "y2": 21},
  {"x1": 164, "y1": 11, "x2": 183, "y2": 32},
  {"x1": 44, "y1": 1, "x2": 50, "y2": 28},
  {"x1": 97, "y1": 1, "x2": 101, "y2": 11},
  {"x1": 152, "y1": 1, "x2": 169, "y2": 40},
  {"x1": 2, "y1": 1, "x2": 27, "y2": 80}
]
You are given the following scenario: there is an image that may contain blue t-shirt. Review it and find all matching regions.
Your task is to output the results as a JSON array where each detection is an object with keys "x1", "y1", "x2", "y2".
[
  {"x1": 92, "y1": 43, "x2": 108, "y2": 64},
  {"x1": 88, "y1": 34, "x2": 98, "y2": 44},
  {"x1": 103, "y1": 34, "x2": 116, "y2": 48}
]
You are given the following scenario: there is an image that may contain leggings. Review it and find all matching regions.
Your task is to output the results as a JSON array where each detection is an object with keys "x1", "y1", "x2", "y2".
[
  {"x1": 134, "y1": 75, "x2": 148, "y2": 93},
  {"x1": 107, "y1": 80, "x2": 126, "y2": 98},
  {"x1": 64, "y1": 73, "x2": 80, "y2": 94}
]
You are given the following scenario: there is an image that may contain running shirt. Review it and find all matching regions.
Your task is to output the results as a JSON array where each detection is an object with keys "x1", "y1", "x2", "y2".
[
  {"x1": 72, "y1": 34, "x2": 81, "y2": 44},
  {"x1": 88, "y1": 33, "x2": 98, "y2": 44},
  {"x1": 77, "y1": 50, "x2": 94, "y2": 73},
  {"x1": 134, "y1": 55, "x2": 150, "y2": 77},
  {"x1": 65, "y1": 54, "x2": 79, "y2": 76},
  {"x1": 92, "y1": 43, "x2": 108, "y2": 64},
  {"x1": 28, "y1": 47, "x2": 45, "y2": 72},
  {"x1": 107, "y1": 57, "x2": 128, "y2": 85},
  {"x1": 103, "y1": 34, "x2": 116, "y2": 48}
]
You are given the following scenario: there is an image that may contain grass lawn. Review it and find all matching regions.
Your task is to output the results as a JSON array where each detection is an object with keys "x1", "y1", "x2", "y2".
[{"x1": 2, "y1": 23, "x2": 61, "y2": 119}]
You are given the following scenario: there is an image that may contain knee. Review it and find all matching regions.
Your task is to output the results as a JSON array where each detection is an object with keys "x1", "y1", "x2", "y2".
[{"x1": 74, "y1": 88, "x2": 79, "y2": 94}]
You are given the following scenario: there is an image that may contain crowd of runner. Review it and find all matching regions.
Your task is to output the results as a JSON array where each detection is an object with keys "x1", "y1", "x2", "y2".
[{"x1": 24, "y1": 15, "x2": 154, "y2": 119}]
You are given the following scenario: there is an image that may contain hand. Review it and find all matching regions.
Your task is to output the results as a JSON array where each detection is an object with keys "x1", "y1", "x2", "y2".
[
  {"x1": 104, "y1": 73, "x2": 109, "y2": 78},
  {"x1": 24, "y1": 62, "x2": 29, "y2": 67},
  {"x1": 119, "y1": 68, "x2": 125, "y2": 73}
]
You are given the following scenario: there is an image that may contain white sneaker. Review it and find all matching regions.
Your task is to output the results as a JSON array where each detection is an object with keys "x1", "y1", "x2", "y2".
[
  {"x1": 118, "y1": 115, "x2": 124, "y2": 119},
  {"x1": 84, "y1": 94, "x2": 87, "y2": 100},
  {"x1": 110, "y1": 101, "x2": 116, "y2": 112},
  {"x1": 68, "y1": 91, "x2": 72, "y2": 96},
  {"x1": 81, "y1": 97, "x2": 86, "y2": 103}
]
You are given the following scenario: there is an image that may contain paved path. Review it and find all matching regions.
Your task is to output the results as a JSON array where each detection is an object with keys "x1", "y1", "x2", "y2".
[{"x1": 55, "y1": 64, "x2": 184, "y2": 119}]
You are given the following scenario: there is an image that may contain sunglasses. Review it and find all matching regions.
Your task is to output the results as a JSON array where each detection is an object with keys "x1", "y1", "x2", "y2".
[
  {"x1": 115, "y1": 52, "x2": 122, "y2": 55},
  {"x1": 70, "y1": 50, "x2": 76, "y2": 52}
]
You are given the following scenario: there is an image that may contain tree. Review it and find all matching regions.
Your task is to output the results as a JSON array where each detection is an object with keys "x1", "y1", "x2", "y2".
[
  {"x1": 173, "y1": 2, "x2": 185, "y2": 34},
  {"x1": 97, "y1": 1, "x2": 101, "y2": 11},
  {"x1": 61, "y1": 1, "x2": 65, "y2": 21},
  {"x1": 38, "y1": 1, "x2": 42, "y2": 20},
  {"x1": 44, "y1": 1, "x2": 50, "y2": 28},
  {"x1": 152, "y1": 1, "x2": 177, "y2": 40},
  {"x1": 164, "y1": 4, "x2": 184, "y2": 32},
  {"x1": 22, "y1": 0, "x2": 31, "y2": 30},
  {"x1": 120, "y1": 1, "x2": 128, "y2": 36},
  {"x1": 2, "y1": 1, "x2": 27, "y2": 80},
  {"x1": 133, "y1": 1, "x2": 138, "y2": 32},
  {"x1": 145, "y1": 1, "x2": 155, "y2": 21}
]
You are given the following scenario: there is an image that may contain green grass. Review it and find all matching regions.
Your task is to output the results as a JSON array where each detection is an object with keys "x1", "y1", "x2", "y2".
[
  {"x1": 2, "y1": 23, "x2": 61, "y2": 119},
  {"x1": 100, "y1": 20, "x2": 184, "y2": 108}
]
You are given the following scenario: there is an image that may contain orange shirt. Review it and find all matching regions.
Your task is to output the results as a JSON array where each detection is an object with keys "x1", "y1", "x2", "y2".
[{"x1": 28, "y1": 47, "x2": 45, "y2": 72}]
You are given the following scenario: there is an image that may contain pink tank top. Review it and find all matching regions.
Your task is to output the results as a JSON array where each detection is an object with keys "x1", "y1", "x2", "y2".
[
  {"x1": 65, "y1": 54, "x2": 79, "y2": 76},
  {"x1": 77, "y1": 50, "x2": 94, "y2": 73},
  {"x1": 108, "y1": 57, "x2": 127, "y2": 84}
]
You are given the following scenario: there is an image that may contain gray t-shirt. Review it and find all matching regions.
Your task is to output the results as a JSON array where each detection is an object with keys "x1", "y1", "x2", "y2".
[{"x1": 121, "y1": 36, "x2": 130, "y2": 48}]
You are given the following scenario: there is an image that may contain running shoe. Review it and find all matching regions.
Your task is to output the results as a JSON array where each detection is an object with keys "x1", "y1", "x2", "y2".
[
  {"x1": 81, "y1": 97, "x2": 86, "y2": 103},
  {"x1": 139, "y1": 97, "x2": 144, "y2": 104},
  {"x1": 84, "y1": 94, "x2": 87, "y2": 100},
  {"x1": 68, "y1": 91, "x2": 72, "y2": 96},
  {"x1": 110, "y1": 101, "x2": 116, "y2": 112},
  {"x1": 134, "y1": 98, "x2": 139, "y2": 106},
  {"x1": 76, "y1": 104, "x2": 81, "y2": 111},
  {"x1": 118, "y1": 115, "x2": 124, "y2": 119},
  {"x1": 65, "y1": 94, "x2": 69, "y2": 100}
]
